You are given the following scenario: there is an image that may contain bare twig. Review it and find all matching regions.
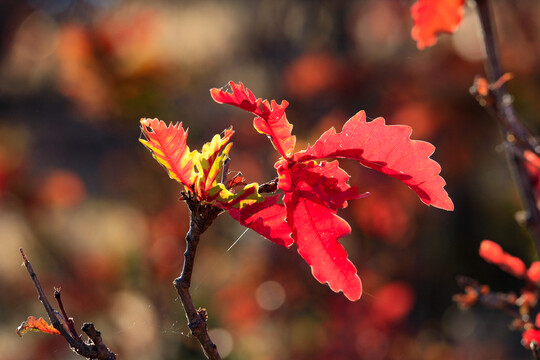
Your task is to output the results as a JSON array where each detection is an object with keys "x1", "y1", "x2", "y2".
[
  {"x1": 454, "y1": 276, "x2": 521, "y2": 317},
  {"x1": 474, "y1": 0, "x2": 540, "y2": 248},
  {"x1": 54, "y1": 287, "x2": 80, "y2": 339},
  {"x1": 174, "y1": 194, "x2": 223, "y2": 360},
  {"x1": 20, "y1": 248, "x2": 116, "y2": 360}
]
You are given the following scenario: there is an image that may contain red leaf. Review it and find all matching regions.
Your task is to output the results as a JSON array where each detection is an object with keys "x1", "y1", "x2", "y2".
[
  {"x1": 527, "y1": 262, "x2": 540, "y2": 286},
  {"x1": 17, "y1": 316, "x2": 61, "y2": 337},
  {"x1": 276, "y1": 159, "x2": 368, "y2": 210},
  {"x1": 293, "y1": 111, "x2": 453, "y2": 210},
  {"x1": 479, "y1": 240, "x2": 504, "y2": 264},
  {"x1": 228, "y1": 195, "x2": 293, "y2": 248},
  {"x1": 522, "y1": 329, "x2": 540, "y2": 348},
  {"x1": 209, "y1": 82, "x2": 453, "y2": 301},
  {"x1": 411, "y1": 0, "x2": 465, "y2": 50},
  {"x1": 277, "y1": 161, "x2": 362, "y2": 301},
  {"x1": 210, "y1": 81, "x2": 296, "y2": 158},
  {"x1": 479, "y1": 240, "x2": 526, "y2": 278},
  {"x1": 140, "y1": 118, "x2": 198, "y2": 187},
  {"x1": 285, "y1": 191, "x2": 362, "y2": 301}
]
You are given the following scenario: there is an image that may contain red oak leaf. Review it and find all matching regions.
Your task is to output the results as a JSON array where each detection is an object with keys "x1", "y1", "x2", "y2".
[
  {"x1": 140, "y1": 118, "x2": 198, "y2": 187},
  {"x1": 411, "y1": 0, "x2": 465, "y2": 50},
  {"x1": 228, "y1": 195, "x2": 293, "y2": 248},
  {"x1": 276, "y1": 159, "x2": 368, "y2": 210},
  {"x1": 17, "y1": 316, "x2": 61, "y2": 337},
  {"x1": 211, "y1": 81, "x2": 296, "y2": 158},
  {"x1": 210, "y1": 81, "x2": 453, "y2": 301},
  {"x1": 294, "y1": 111, "x2": 453, "y2": 210},
  {"x1": 276, "y1": 160, "x2": 364, "y2": 300},
  {"x1": 284, "y1": 182, "x2": 361, "y2": 301}
]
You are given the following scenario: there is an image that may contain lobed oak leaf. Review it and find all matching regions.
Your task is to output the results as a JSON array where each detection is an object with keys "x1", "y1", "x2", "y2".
[
  {"x1": 277, "y1": 160, "x2": 363, "y2": 301},
  {"x1": 228, "y1": 194, "x2": 293, "y2": 248},
  {"x1": 140, "y1": 118, "x2": 198, "y2": 188},
  {"x1": 212, "y1": 82, "x2": 453, "y2": 301},
  {"x1": 208, "y1": 182, "x2": 266, "y2": 210},
  {"x1": 276, "y1": 159, "x2": 368, "y2": 210},
  {"x1": 293, "y1": 111, "x2": 453, "y2": 210},
  {"x1": 284, "y1": 189, "x2": 362, "y2": 301},
  {"x1": 17, "y1": 316, "x2": 61, "y2": 337},
  {"x1": 211, "y1": 81, "x2": 296, "y2": 158},
  {"x1": 194, "y1": 128, "x2": 234, "y2": 197},
  {"x1": 411, "y1": 0, "x2": 465, "y2": 50}
]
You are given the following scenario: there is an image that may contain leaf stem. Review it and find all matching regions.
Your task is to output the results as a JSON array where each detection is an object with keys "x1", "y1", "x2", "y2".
[
  {"x1": 475, "y1": 0, "x2": 540, "y2": 249},
  {"x1": 174, "y1": 194, "x2": 223, "y2": 360}
]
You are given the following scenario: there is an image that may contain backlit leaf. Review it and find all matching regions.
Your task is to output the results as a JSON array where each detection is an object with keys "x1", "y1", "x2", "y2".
[
  {"x1": 17, "y1": 316, "x2": 61, "y2": 337},
  {"x1": 211, "y1": 81, "x2": 296, "y2": 158},
  {"x1": 140, "y1": 118, "x2": 198, "y2": 188},
  {"x1": 228, "y1": 194, "x2": 293, "y2": 248},
  {"x1": 276, "y1": 159, "x2": 368, "y2": 210},
  {"x1": 212, "y1": 82, "x2": 453, "y2": 301},
  {"x1": 208, "y1": 182, "x2": 266, "y2": 210},
  {"x1": 411, "y1": 0, "x2": 465, "y2": 50},
  {"x1": 277, "y1": 160, "x2": 363, "y2": 301},
  {"x1": 284, "y1": 188, "x2": 362, "y2": 301},
  {"x1": 194, "y1": 128, "x2": 234, "y2": 197},
  {"x1": 293, "y1": 111, "x2": 453, "y2": 210}
]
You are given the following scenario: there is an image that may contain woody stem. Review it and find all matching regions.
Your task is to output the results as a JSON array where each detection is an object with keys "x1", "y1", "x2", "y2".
[{"x1": 475, "y1": 0, "x2": 540, "y2": 250}]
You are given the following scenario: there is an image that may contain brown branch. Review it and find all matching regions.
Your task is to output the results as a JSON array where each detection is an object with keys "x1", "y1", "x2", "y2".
[
  {"x1": 454, "y1": 276, "x2": 521, "y2": 317},
  {"x1": 20, "y1": 248, "x2": 116, "y2": 360},
  {"x1": 174, "y1": 194, "x2": 223, "y2": 360},
  {"x1": 54, "y1": 288, "x2": 80, "y2": 339},
  {"x1": 474, "y1": 0, "x2": 540, "y2": 248}
]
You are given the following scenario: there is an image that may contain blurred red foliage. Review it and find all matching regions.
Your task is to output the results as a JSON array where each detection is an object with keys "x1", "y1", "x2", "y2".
[{"x1": 411, "y1": 0, "x2": 465, "y2": 49}]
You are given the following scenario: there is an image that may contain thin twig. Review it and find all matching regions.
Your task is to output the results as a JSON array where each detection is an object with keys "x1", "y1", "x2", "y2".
[
  {"x1": 174, "y1": 195, "x2": 223, "y2": 360},
  {"x1": 454, "y1": 276, "x2": 521, "y2": 317},
  {"x1": 20, "y1": 248, "x2": 116, "y2": 360},
  {"x1": 54, "y1": 287, "x2": 80, "y2": 339},
  {"x1": 474, "y1": 0, "x2": 540, "y2": 248}
]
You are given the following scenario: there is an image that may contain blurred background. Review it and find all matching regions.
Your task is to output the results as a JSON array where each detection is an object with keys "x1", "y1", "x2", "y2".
[{"x1": 1, "y1": 0, "x2": 540, "y2": 359}]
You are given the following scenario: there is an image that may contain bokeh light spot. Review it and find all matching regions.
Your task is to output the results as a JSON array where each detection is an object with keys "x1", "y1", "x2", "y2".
[
  {"x1": 355, "y1": 329, "x2": 390, "y2": 359},
  {"x1": 441, "y1": 306, "x2": 477, "y2": 339},
  {"x1": 255, "y1": 281, "x2": 286, "y2": 311},
  {"x1": 39, "y1": 169, "x2": 86, "y2": 208},
  {"x1": 208, "y1": 328, "x2": 234, "y2": 358}
]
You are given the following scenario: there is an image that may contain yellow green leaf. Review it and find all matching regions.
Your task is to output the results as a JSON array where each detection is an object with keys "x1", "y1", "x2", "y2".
[
  {"x1": 207, "y1": 182, "x2": 266, "y2": 209},
  {"x1": 140, "y1": 118, "x2": 199, "y2": 188}
]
